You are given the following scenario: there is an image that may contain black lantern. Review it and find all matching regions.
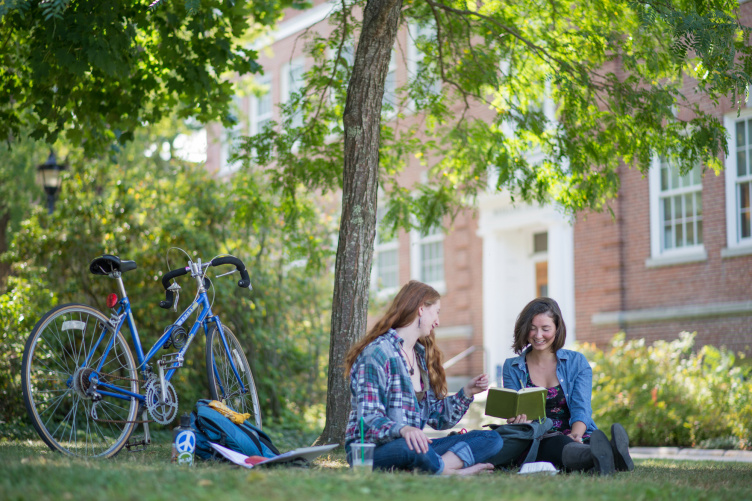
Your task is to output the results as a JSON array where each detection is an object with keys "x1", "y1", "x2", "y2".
[{"x1": 36, "y1": 151, "x2": 67, "y2": 214}]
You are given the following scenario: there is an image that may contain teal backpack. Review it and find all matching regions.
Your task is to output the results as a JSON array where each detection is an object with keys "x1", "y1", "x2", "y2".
[{"x1": 190, "y1": 399, "x2": 280, "y2": 461}]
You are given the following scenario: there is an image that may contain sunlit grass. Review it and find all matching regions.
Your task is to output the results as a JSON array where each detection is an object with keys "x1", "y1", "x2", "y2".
[{"x1": 2, "y1": 437, "x2": 752, "y2": 501}]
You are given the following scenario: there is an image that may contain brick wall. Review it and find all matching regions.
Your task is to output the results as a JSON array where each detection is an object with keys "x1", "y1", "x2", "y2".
[{"x1": 575, "y1": 150, "x2": 752, "y2": 352}]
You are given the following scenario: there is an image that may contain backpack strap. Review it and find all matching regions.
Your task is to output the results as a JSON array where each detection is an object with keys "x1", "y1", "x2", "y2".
[
  {"x1": 257, "y1": 432, "x2": 281, "y2": 456},
  {"x1": 240, "y1": 422, "x2": 281, "y2": 457},
  {"x1": 236, "y1": 423, "x2": 264, "y2": 454},
  {"x1": 520, "y1": 418, "x2": 554, "y2": 465}
]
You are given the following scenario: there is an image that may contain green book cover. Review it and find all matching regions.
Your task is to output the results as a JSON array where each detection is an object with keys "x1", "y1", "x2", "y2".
[{"x1": 484, "y1": 387, "x2": 547, "y2": 420}]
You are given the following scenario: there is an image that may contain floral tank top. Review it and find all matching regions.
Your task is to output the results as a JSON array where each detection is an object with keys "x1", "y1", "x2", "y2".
[{"x1": 525, "y1": 371, "x2": 591, "y2": 442}]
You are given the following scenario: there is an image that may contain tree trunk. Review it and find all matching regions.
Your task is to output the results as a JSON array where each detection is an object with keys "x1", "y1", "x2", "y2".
[{"x1": 314, "y1": 0, "x2": 403, "y2": 447}]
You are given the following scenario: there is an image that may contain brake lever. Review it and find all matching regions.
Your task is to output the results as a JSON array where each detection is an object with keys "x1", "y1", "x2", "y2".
[{"x1": 167, "y1": 282, "x2": 181, "y2": 312}]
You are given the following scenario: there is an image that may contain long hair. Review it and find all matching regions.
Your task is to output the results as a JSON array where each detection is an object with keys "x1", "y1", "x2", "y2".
[
  {"x1": 512, "y1": 297, "x2": 567, "y2": 354},
  {"x1": 345, "y1": 280, "x2": 448, "y2": 398}
]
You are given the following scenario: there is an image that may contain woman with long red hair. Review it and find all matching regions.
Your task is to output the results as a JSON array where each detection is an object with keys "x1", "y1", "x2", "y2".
[{"x1": 344, "y1": 280, "x2": 502, "y2": 475}]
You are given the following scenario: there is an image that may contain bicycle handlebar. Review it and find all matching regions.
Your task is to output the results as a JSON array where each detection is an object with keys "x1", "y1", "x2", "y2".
[
  {"x1": 210, "y1": 256, "x2": 252, "y2": 289},
  {"x1": 158, "y1": 255, "x2": 251, "y2": 309}
]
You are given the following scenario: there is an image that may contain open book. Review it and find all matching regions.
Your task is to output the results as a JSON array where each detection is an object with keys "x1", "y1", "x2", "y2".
[
  {"x1": 484, "y1": 387, "x2": 547, "y2": 420},
  {"x1": 209, "y1": 442, "x2": 339, "y2": 468}
]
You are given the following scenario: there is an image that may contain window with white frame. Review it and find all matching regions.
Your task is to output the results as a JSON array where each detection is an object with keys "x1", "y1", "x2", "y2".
[
  {"x1": 407, "y1": 23, "x2": 441, "y2": 96},
  {"x1": 372, "y1": 207, "x2": 399, "y2": 292},
  {"x1": 648, "y1": 156, "x2": 704, "y2": 261},
  {"x1": 282, "y1": 58, "x2": 305, "y2": 128},
  {"x1": 731, "y1": 117, "x2": 752, "y2": 243},
  {"x1": 411, "y1": 223, "x2": 445, "y2": 289},
  {"x1": 250, "y1": 74, "x2": 273, "y2": 135}
]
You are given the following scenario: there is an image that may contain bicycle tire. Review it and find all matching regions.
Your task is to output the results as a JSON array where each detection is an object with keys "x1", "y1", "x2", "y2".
[
  {"x1": 21, "y1": 303, "x2": 139, "y2": 458},
  {"x1": 206, "y1": 325, "x2": 262, "y2": 428}
]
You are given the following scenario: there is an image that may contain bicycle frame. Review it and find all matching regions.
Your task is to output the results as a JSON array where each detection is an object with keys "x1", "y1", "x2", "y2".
[{"x1": 76, "y1": 278, "x2": 247, "y2": 404}]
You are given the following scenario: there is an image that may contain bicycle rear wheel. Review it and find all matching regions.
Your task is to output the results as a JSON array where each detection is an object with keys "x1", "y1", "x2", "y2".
[
  {"x1": 21, "y1": 303, "x2": 139, "y2": 458},
  {"x1": 206, "y1": 325, "x2": 262, "y2": 428}
]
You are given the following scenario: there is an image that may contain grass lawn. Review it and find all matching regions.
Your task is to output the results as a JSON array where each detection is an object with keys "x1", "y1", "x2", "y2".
[{"x1": 2, "y1": 433, "x2": 751, "y2": 501}]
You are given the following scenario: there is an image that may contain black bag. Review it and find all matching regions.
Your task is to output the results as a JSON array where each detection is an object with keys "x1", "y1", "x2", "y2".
[{"x1": 486, "y1": 418, "x2": 554, "y2": 467}]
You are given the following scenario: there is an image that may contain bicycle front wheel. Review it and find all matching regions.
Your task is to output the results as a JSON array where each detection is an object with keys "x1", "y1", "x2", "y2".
[
  {"x1": 206, "y1": 325, "x2": 262, "y2": 428},
  {"x1": 21, "y1": 303, "x2": 139, "y2": 458}
]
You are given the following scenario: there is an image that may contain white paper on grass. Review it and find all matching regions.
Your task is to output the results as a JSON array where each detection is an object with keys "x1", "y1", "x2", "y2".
[
  {"x1": 518, "y1": 461, "x2": 558, "y2": 475},
  {"x1": 209, "y1": 442, "x2": 339, "y2": 468},
  {"x1": 210, "y1": 442, "x2": 255, "y2": 468}
]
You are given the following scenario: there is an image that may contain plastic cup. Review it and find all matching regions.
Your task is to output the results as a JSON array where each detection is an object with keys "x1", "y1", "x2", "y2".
[{"x1": 350, "y1": 442, "x2": 375, "y2": 471}]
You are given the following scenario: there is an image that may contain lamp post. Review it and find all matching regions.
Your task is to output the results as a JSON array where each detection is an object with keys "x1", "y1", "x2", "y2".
[{"x1": 36, "y1": 151, "x2": 67, "y2": 214}]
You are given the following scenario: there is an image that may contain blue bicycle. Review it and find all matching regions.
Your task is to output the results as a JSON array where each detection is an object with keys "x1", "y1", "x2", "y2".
[{"x1": 21, "y1": 251, "x2": 261, "y2": 458}]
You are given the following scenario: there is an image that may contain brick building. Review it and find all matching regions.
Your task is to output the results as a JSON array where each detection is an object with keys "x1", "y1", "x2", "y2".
[{"x1": 205, "y1": 0, "x2": 752, "y2": 386}]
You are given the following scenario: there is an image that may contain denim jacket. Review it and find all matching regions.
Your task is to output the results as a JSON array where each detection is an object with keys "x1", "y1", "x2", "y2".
[{"x1": 502, "y1": 348, "x2": 597, "y2": 434}]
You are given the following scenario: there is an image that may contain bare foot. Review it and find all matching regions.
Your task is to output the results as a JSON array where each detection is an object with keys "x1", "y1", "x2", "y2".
[{"x1": 443, "y1": 463, "x2": 495, "y2": 476}]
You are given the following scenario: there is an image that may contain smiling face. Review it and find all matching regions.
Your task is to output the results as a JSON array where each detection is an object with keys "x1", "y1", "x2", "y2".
[
  {"x1": 419, "y1": 300, "x2": 441, "y2": 337},
  {"x1": 527, "y1": 312, "x2": 557, "y2": 352}
]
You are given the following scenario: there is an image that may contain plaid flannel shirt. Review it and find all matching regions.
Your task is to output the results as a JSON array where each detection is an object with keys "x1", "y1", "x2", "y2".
[{"x1": 345, "y1": 329, "x2": 474, "y2": 447}]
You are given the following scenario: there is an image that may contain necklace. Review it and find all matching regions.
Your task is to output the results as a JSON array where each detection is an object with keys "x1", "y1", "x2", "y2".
[{"x1": 401, "y1": 346, "x2": 416, "y2": 376}]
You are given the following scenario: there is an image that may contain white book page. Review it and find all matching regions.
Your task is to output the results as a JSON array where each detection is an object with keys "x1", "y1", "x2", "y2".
[
  {"x1": 209, "y1": 442, "x2": 255, "y2": 468},
  {"x1": 209, "y1": 442, "x2": 339, "y2": 467},
  {"x1": 519, "y1": 386, "x2": 548, "y2": 393}
]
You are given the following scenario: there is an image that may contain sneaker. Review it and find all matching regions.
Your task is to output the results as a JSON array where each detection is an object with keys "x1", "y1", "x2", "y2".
[
  {"x1": 589, "y1": 430, "x2": 615, "y2": 475},
  {"x1": 610, "y1": 423, "x2": 634, "y2": 472}
]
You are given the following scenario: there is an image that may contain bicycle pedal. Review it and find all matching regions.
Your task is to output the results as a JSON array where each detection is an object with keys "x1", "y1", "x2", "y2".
[
  {"x1": 125, "y1": 435, "x2": 150, "y2": 452},
  {"x1": 158, "y1": 352, "x2": 184, "y2": 370}
]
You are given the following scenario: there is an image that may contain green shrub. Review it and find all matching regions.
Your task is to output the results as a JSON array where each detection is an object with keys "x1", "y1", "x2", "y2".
[
  {"x1": 0, "y1": 125, "x2": 334, "y2": 436},
  {"x1": 0, "y1": 278, "x2": 55, "y2": 437},
  {"x1": 580, "y1": 332, "x2": 752, "y2": 449}
]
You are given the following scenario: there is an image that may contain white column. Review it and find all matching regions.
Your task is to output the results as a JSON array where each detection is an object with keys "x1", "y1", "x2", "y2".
[
  {"x1": 481, "y1": 231, "x2": 506, "y2": 386},
  {"x1": 547, "y1": 222, "x2": 576, "y2": 344}
]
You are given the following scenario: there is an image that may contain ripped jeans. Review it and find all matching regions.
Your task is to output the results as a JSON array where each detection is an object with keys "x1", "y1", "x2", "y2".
[{"x1": 351, "y1": 430, "x2": 503, "y2": 474}]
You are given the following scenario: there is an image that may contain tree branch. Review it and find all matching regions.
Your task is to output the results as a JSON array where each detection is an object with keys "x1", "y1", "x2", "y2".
[{"x1": 424, "y1": 0, "x2": 576, "y2": 71}]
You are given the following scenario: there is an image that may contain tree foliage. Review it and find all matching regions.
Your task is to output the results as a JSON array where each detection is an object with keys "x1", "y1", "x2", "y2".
[
  {"x1": 236, "y1": 0, "x2": 752, "y2": 444},
  {"x1": 244, "y1": 0, "x2": 752, "y2": 230},
  {"x1": 0, "y1": 134, "x2": 49, "y2": 289},
  {"x1": 0, "y1": 0, "x2": 304, "y2": 154},
  {"x1": 0, "y1": 122, "x2": 335, "y2": 435}
]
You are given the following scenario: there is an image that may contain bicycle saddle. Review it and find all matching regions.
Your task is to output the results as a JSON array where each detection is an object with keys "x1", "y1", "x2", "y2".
[{"x1": 89, "y1": 255, "x2": 137, "y2": 275}]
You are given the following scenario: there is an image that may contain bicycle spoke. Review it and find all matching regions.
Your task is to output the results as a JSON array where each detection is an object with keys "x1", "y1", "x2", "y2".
[
  {"x1": 38, "y1": 390, "x2": 70, "y2": 422},
  {"x1": 207, "y1": 327, "x2": 260, "y2": 426},
  {"x1": 62, "y1": 397, "x2": 79, "y2": 443},
  {"x1": 81, "y1": 312, "x2": 93, "y2": 367},
  {"x1": 88, "y1": 401, "x2": 113, "y2": 454},
  {"x1": 52, "y1": 317, "x2": 77, "y2": 374},
  {"x1": 31, "y1": 386, "x2": 69, "y2": 393},
  {"x1": 29, "y1": 360, "x2": 70, "y2": 381},
  {"x1": 24, "y1": 305, "x2": 138, "y2": 457},
  {"x1": 37, "y1": 335, "x2": 75, "y2": 378}
]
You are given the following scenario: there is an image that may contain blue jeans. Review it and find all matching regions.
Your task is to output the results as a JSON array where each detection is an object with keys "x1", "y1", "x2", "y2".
[{"x1": 349, "y1": 430, "x2": 503, "y2": 474}]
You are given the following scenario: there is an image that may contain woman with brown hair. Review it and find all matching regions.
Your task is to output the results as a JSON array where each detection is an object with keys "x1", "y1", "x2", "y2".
[
  {"x1": 345, "y1": 280, "x2": 502, "y2": 475},
  {"x1": 502, "y1": 297, "x2": 633, "y2": 474}
]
